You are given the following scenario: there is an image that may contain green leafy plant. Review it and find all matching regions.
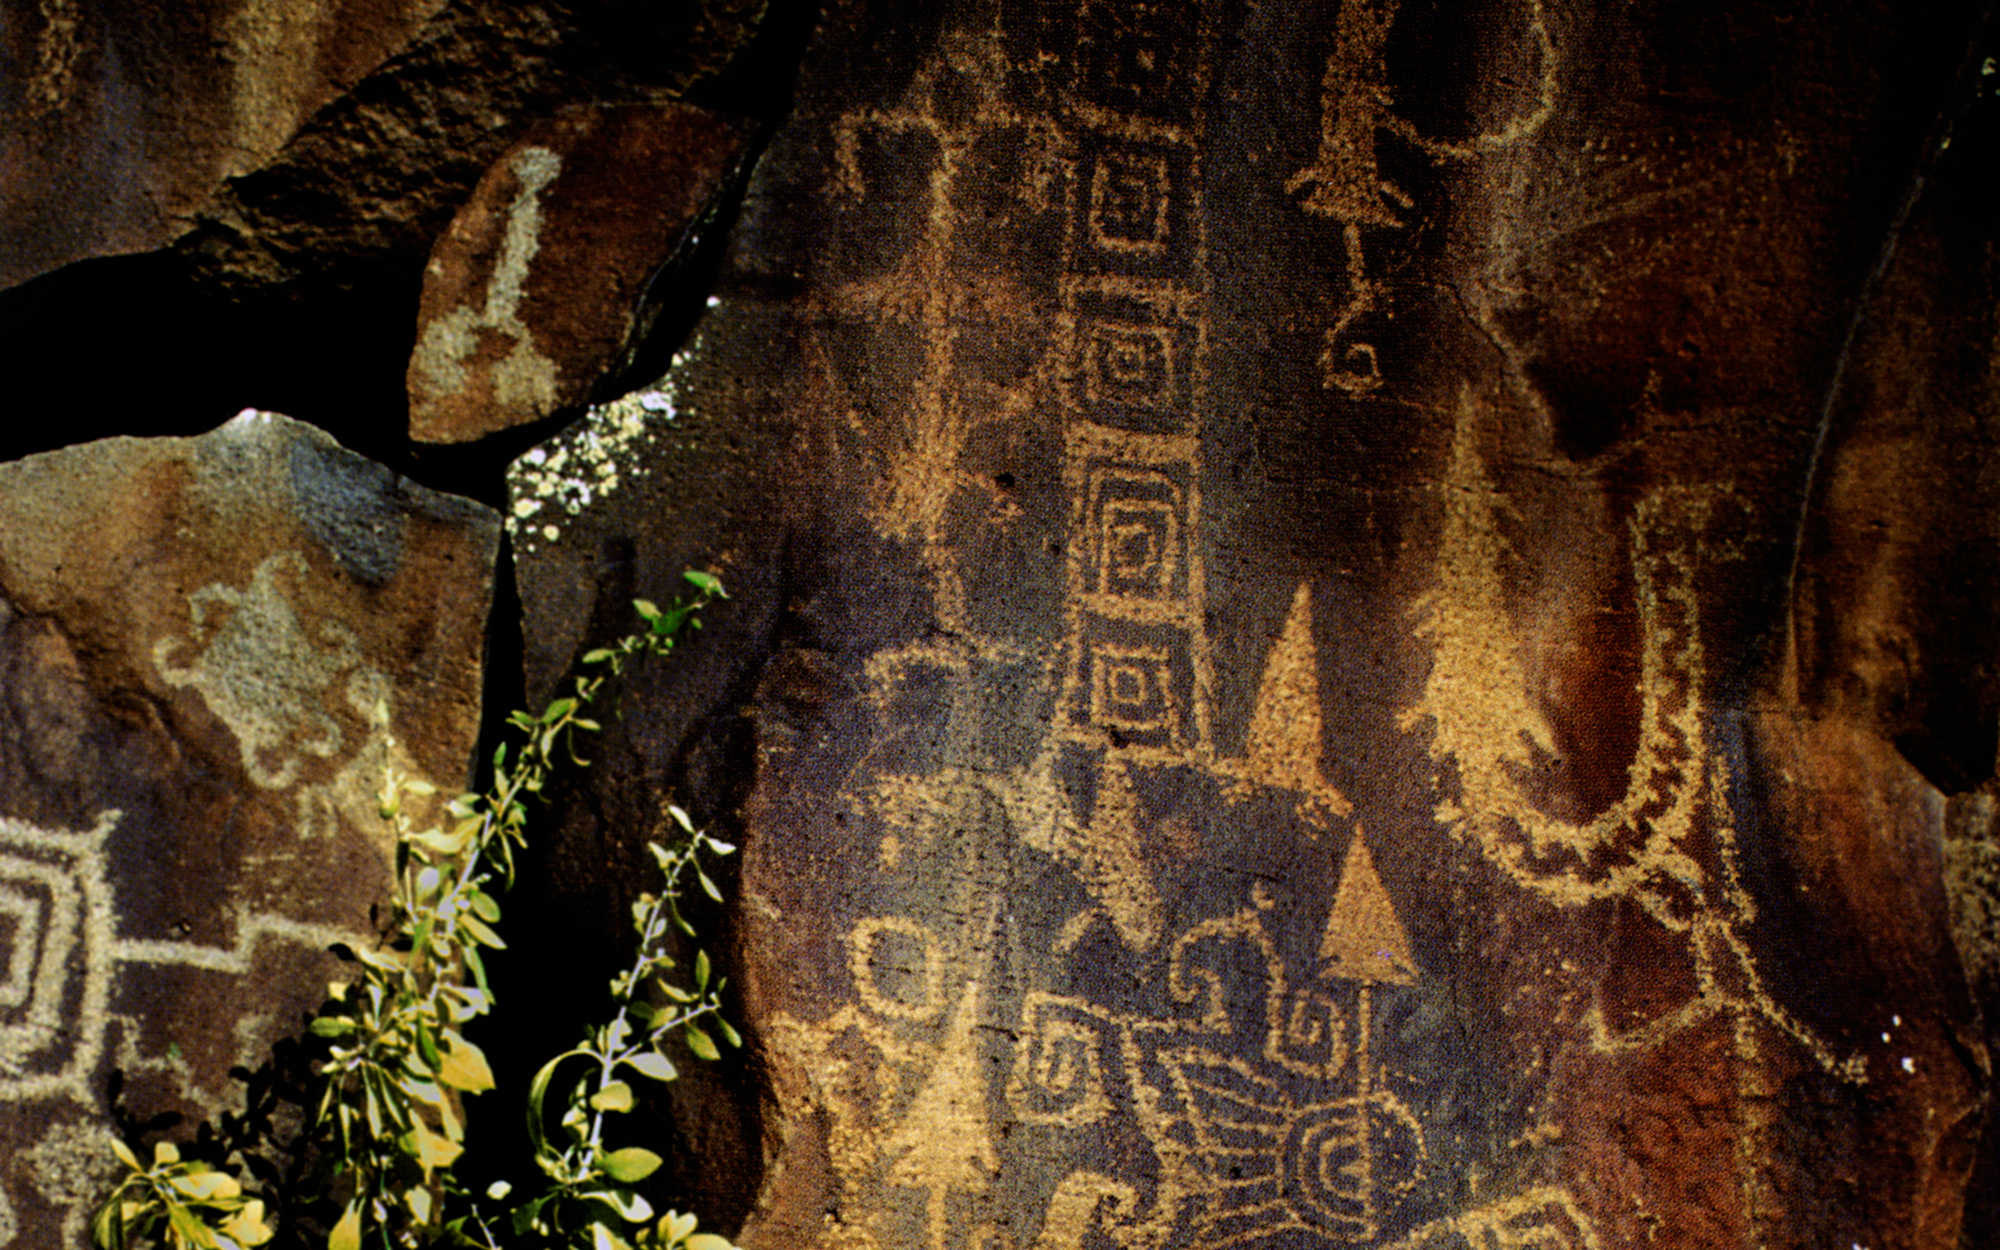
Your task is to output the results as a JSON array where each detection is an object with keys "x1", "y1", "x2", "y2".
[
  {"x1": 96, "y1": 571, "x2": 740, "y2": 1250},
  {"x1": 95, "y1": 1141, "x2": 273, "y2": 1250}
]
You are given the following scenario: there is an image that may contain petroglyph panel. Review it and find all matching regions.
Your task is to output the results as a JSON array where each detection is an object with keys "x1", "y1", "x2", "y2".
[
  {"x1": 508, "y1": 0, "x2": 2000, "y2": 1244},
  {"x1": 0, "y1": 412, "x2": 496, "y2": 1247}
]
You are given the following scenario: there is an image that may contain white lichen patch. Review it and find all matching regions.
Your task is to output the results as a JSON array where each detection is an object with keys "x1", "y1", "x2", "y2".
[{"x1": 506, "y1": 327, "x2": 711, "y2": 554}]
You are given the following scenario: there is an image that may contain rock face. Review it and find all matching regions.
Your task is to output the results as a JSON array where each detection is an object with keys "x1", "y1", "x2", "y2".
[
  {"x1": 0, "y1": 412, "x2": 498, "y2": 1247},
  {"x1": 409, "y1": 103, "x2": 759, "y2": 444},
  {"x1": 0, "y1": 0, "x2": 776, "y2": 299},
  {"x1": 511, "y1": 1, "x2": 2000, "y2": 1247},
  {"x1": 0, "y1": 0, "x2": 447, "y2": 291}
]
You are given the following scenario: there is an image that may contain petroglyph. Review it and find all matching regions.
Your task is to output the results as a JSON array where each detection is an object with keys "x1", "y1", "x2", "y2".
[
  {"x1": 1401, "y1": 394, "x2": 1858, "y2": 1081},
  {"x1": 761, "y1": 832, "x2": 1594, "y2": 1250},
  {"x1": 25, "y1": 0, "x2": 82, "y2": 118},
  {"x1": 153, "y1": 551, "x2": 408, "y2": 851},
  {"x1": 0, "y1": 804, "x2": 373, "y2": 1116},
  {"x1": 884, "y1": 982, "x2": 1000, "y2": 1250},
  {"x1": 1234, "y1": 585, "x2": 1354, "y2": 828},
  {"x1": 0, "y1": 812, "x2": 114, "y2": 1104},
  {"x1": 409, "y1": 146, "x2": 564, "y2": 416},
  {"x1": 1376, "y1": 1186, "x2": 1599, "y2": 1250},
  {"x1": 1291, "y1": 0, "x2": 1557, "y2": 396},
  {"x1": 12, "y1": 1117, "x2": 120, "y2": 1250},
  {"x1": 153, "y1": 551, "x2": 369, "y2": 790}
]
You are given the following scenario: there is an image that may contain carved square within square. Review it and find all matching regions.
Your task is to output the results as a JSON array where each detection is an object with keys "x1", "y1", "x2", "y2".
[
  {"x1": 0, "y1": 838, "x2": 90, "y2": 1090},
  {"x1": 1088, "y1": 151, "x2": 1173, "y2": 254},
  {"x1": 1084, "y1": 321, "x2": 1174, "y2": 406},
  {"x1": 1088, "y1": 466, "x2": 1184, "y2": 602},
  {"x1": 1089, "y1": 643, "x2": 1179, "y2": 739},
  {"x1": 1100, "y1": 502, "x2": 1177, "y2": 598}
]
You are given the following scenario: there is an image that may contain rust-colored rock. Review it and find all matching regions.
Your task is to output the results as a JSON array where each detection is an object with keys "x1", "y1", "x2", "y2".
[
  {"x1": 408, "y1": 102, "x2": 758, "y2": 444},
  {"x1": 511, "y1": 0, "x2": 2000, "y2": 1244},
  {"x1": 1, "y1": 0, "x2": 778, "y2": 303},
  {"x1": 0, "y1": 411, "x2": 498, "y2": 1246},
  {"x1": 0, "y1": 0, "x2": 447, "y2": 291}
]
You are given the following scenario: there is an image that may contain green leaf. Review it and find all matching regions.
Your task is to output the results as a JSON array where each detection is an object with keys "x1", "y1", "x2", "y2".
[
  {"x1": 464, "y1": 944, "x2": 490, "y2": 995},
  {"x1": 694, "y1": 950, "x2": 711, "y2": 990},
  {"x1": 717, "y1": 1018, "x2": 743, "y2": 1049},
  {"x1": 166, "y1": 1202, "x2": 220, "y2": 1249},
  {"x1": 409, "y1": 827, "x2": 470, "y2": 857},
  {"x1": 541, "y1": 698, "x2": 577, "y2": 724},
  {"x1": 583, "y1": 648, "x2": 617, "y2": 664},
  {"x1": 438, "y1": 1036, "x2": 495, "y2": 1093},
  {"x1": 584, "y1": 1188, "x2": 654, "y2": 1223},
  {"x1": 91, "y1": 1191, "x2": 125, "y2": 1250},
  {"x1": 591, "y1": 1223, "x2": 634, "y2": 1250},
  {"x1": 590, "y1": 1081, "x2": 635, "y2": 1112},
  {"x1": 470, "y1": 891, "x2": 502, "y2": 924},
  {"x1": 687, "y1": 1235, "x2": 738, "y2": 1250},
  {"x1": 526, "y1": 1050, "x2": 588, "y2": 1156},
  {"x1": 329, "y1": 1202, "x2": 363, "y2": 1250},
  {"x1": 406, "y1": 1123, "x2": 463, "y2": 1174},
  {"x1": 698, "y1": 870, "x2": 723, "y2": 903},
  {"x1": 685, "y1": 1025, "x2": 720, "y2": 1062},
  {"x1": 110, "y1": 1137, "x2": 141, "y2": 1171},
  {"x1": 623, "y1": 1051, "x2": 678, "y2": 1082},
  {"x1": 166, "y1": 1168, "x2": 240, "y2": 1202},
  {"x1": 659, "y1": 1211, "x2": 699, "y2": 1247},
  {"x1": 600, "y1": 1147, "x2": 664, "y2": 1183},
  {"x1": 460, "y1": 913, "x2": 507, "y2": 950},
  {"x1": 683, "y1": 570, "x2": 725, "y2": 596}
]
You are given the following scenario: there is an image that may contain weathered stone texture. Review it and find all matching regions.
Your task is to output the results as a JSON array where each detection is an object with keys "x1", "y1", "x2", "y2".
[
  {"x1": 0, "y1": 0, "x2": 775, "y2": 299},
  {"x1": 0, "y1": 0, "x2": 447, "y2": 290},
  {"x1": 409, "y1": 102, "x2": 758, "y2": 444},
  {"x1": 512, "y1": 1, "x2": 1998, "y2": 1247},
  {"x1": 0, "y1": 412, "x2": 498, "y2": 1247}
]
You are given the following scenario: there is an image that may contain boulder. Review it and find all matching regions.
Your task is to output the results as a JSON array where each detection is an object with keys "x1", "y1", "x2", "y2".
[
  {"x1": 510, "y1": 0, "x2": 2000, "y2": 1245},
  {"x1": 0, "y1": 0, "x2": 446, "y2": 291},
  {"x1": 0, "y1": 411, "x2": 498, "y2": 1247},
  {"x1": 0, "y1": 0, "x2": 777, "y2": 299},
  {"x1": 408, "y1": 102, "x2": 759, "y2": 445}
]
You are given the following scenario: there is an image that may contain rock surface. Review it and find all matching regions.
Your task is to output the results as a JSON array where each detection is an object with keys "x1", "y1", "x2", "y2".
[
  {"x1": 511, "y1": 1, "x2": 2000, "y2": 1247},
  {"x1": 0, "y1": 0, "x2": 447, "y2": 291},
  {"x1": 0, "y1": 0, "x2": 777, "y2": 299},
  {"x1": 409, "y1": 102, "x2": 759, "y2": 444},
  {"x1": 0, "y1": 412, "x2": 498, "y2": 1247}
]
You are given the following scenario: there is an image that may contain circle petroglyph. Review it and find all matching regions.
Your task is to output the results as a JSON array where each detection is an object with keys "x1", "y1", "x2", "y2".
[{"x1": 850, "y1": 915, "x2": 946, "y2": 1023}]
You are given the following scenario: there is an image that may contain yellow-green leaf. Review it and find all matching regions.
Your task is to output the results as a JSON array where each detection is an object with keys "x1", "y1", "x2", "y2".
[
  {"x1": 590, "y1": 1081, "x2": 634, "y2": 1112},
  {"x1": 408, "y1": 1123, "x2": 463, "y2": 1175},
  {"x1": 461, "y1": 913, "x2": 507, "y2": 950},
  {"x1": 220, "y1": 1200, "x2": 273, "y2": 1248},
  {"x1": 687, "y1": 1235, "x2": 737, "y2": 1250},
  {"x1": 600, "y1": 1147, "x2": 663, "y2": 1183},
  {"x1": 684, "y1": 1025, "x2": 720, "y2": 1062},
  {"x1": 438, "y1": 1036, "x2": 495, "y2": 1093},
  {"x1": 591, "y1": 1223, "x2": 633, "y2": 1250},
  {"x1": 329, "y1": 1203, "x2": 362, "y2": 1250},
  {"x1": 166, "y1": 1202, "x2": 219, "y2": 1249},
  {"x1": 624, "y1": 1051, "x2": 677, "y2": 1082}
]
